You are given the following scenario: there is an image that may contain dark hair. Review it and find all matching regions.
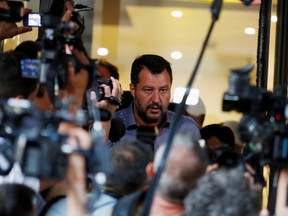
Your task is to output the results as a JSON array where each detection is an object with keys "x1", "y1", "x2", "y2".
[
  {"x1": 105, "y1": 139, "x2": 154, "y2": 195},
  {"x1": 130, "y1": 54, "x2": 172, "y2": 86},
  {"x1": 183, "y1": 168, "x2": 261, "y2": 216},
  {"x1": 0, "y1": 50, "x2": 38, "y2": 99},
  {"x1": 0, "y1": 183, "x2": 36, "y2": 216},
  {"x1": 14, "y1": 40, "x2": 41, "y2": 58},
  {"x1": 200, "y1": 124, "x2": 235, "y2": 150},
  {"x1": 98, "y1": 59, "x2": 119, "y2": 80}
]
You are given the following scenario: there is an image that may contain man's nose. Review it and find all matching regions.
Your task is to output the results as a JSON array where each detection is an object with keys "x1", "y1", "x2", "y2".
[{"x1": 151, "y1": 91, "x2": 160, "y2": 103}]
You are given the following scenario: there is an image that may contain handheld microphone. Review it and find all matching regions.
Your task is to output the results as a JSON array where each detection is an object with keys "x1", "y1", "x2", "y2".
[{"x1": 108, "y1": 118, "x2": 126, "y2": 143}]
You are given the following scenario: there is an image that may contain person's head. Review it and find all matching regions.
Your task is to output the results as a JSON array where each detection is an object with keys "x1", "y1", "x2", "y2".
[
  {"x1": 97, "y1": 58, "x2": 119, "y2": 80},
  {"x1": 183, "y1": 168, "x2": 261, "y2": 216},
  {"x1": 200, "y1": 123, "x2": 235, "y2": 151},
  {"x1": 0, "y1": 183, "x2": 37, "y2": 216},
  {"x1": 105, "y1": 139, "x2": 154, "y2": 196},
  {"x1": 0, "y1": 50, "x2": 39, "y2": 100},
  {"x1": 130, "y1": 54, "x2": 173, "y2": 126},
  {"x1": 155, "y1": 133, "x2": 209, "y2": 203},
  {"x1": 14, "y1": 40, "x2": 41, "y2": 58}
]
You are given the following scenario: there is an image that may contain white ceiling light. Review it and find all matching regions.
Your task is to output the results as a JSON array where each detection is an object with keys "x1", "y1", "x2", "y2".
[
  {"x1": 170, "y1": 51, "x2": 183, "y2": 60},
  {"x1": 271, "y1": 15, "x2": 277, "y2": 23},
  {"x1": 244, "y1": 27, "x2": 256, "y2": 35},
  {"x1": 171, "y1": 10, "x2": 183, "y2": 18},
  {"x1": 97, "y1": 47, "x2": 109, "y2": 56}
]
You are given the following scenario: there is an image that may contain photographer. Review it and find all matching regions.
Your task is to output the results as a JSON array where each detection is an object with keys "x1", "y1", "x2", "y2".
[{"x1": 0, "y1": 0, "x2": 32, "y2": 40}]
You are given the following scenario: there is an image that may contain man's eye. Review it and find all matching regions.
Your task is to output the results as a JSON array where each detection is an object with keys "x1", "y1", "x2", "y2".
[
  {"x1": 160, "y1": 89, "x2": 167, "y2": 93},
  {"x1": 144, "y1": 89, "x2": 152, "y2": 93}
]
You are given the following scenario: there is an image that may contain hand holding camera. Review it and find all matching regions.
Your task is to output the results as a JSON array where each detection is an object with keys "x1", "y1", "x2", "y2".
[
  {"x1": 0, "y1": 1, "x2": 32, "y2": 40},
  {"x1": 91, "y1": 76, "x2": 123, "y2": 116}
]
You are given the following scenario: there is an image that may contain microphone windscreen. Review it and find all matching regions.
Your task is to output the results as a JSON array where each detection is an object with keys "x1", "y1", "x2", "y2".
[{"x1": 109, "y1": 118, "x2": 126, "y2": 142}]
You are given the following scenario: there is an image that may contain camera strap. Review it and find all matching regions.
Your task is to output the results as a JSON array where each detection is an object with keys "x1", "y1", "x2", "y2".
[{"x1": 104, "y1": 96, "x2": 122, "y2": 107}]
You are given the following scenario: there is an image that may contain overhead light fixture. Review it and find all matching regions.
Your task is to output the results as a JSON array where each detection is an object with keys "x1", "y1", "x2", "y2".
[
  {"x1": 97, "y1": 47, "x2": 109, "y2": 56},
  {"x1": 244, "y1": 27, "x2": 256, "y2": 35},
  {"x1": 171, "y1": 10, "x2": 183, "y2": 18},
  {"x1": 170, "y1": 51, "x2": 183, "y2": 60},
  {"x1": 271, "y1": 15, "x2": 277, "y2": 23}
]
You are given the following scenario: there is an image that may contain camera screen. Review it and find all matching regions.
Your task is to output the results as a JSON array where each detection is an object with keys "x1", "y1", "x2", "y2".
[
  {"x1": 20, "y1": 59, "x2": 40, "y2": 79},
  {"x1": 24, "y1": 13, "x2": 41, "y2": 27}
]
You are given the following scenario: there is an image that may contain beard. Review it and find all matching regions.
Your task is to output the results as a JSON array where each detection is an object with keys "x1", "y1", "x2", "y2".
[{"x1": 134, "y1": 96, "x2": 165, "y2": 124}]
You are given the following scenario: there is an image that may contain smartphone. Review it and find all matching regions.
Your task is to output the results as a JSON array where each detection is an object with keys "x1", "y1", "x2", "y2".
[
  {"x1": 23, "y1": 13, "x2": 42, "y2": 27},
  {"x1": 20, "y1": 59, "x2": 40, "y2": 79}
]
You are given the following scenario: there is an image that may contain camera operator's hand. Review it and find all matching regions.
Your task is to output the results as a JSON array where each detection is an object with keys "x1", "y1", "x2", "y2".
[
  {"x1": 0, "y1": 1, "x2": 32, "y2": 40},
  {"x1": 91, "y1": 76, "x2": 123, "y2": 115},
  {"x1": 61, "y1": 0, "x2": 79, "y2": 32}
]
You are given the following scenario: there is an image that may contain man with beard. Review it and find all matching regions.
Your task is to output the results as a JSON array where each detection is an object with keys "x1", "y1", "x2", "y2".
[{"x1": 113, "y1": 54, "x2": 200, "y2": 150}]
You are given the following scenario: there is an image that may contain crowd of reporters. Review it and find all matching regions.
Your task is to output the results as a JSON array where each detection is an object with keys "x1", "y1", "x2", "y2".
[{"x1": 0, "y1": 0, "x2": 272, "y2": 216}]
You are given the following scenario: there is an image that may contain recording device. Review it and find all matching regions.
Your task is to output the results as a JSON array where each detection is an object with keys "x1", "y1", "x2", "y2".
[
  {"x1": 222, "y1": 64, "x2": 288, "y2": 166},
  {"x1": 39, "y1": 0, "x2": 92, "y2": 105},
  {"x1": 96, "y1": 78, "x2": 113, "y2": 101},
  {"x1": 208, "y1": 145, "x2": 243, "y2": 168},
  {"x1": 23, "y1": 12, "x2": 41, "y2": 27},
  {"x1": 0, "y1": 98, "x2": 94, "y2": 179},
  {"x1": 137, "y1": 126, "x2": 158, "y2": 152},
  {"x1": 20, "y1": 59, "x2": 40, "y2": 78},
  {"x1": 0, "y1": 1, "x2": 24, "y2": 22},
  {"x1": 109, "y1": 118, "x2": 126, "y2": 143}
]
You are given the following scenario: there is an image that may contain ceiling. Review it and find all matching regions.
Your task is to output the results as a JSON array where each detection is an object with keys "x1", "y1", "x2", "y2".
[{"x1": 17, "y1": 0, "x2": 278, "y2": 125}]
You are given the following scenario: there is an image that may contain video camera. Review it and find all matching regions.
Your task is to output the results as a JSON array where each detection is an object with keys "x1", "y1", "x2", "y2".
[
  {"x1": 0, "y1": 1, "x2": 25, "y2": 23},
  {"x1": 38, "y1": 0, "x2": 89, "y2": 104},
  {"x1": 222, "y1": 64, "x2": 288, "y2": 166},
  {"x1": 0, "y1": 98, "x2": 96, "y2": 179}
]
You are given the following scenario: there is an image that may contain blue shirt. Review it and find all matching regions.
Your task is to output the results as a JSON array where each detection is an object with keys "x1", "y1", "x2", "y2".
[
  {"x1": 44, "y1": 193, "x2": 117, "y2": 216},
  {"x1": 113, "y1": 103, "x2": 201, "y2": 150}
]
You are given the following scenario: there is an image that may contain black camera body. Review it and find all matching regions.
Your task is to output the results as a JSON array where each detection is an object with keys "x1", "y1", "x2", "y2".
[
  {"x1": 0, "y1": 98, "x2": 96, "y2": 179},
  {"x1": 222, "y1": 64, "x2": 288, "y2": 165},
  {"x1": 39, "y1": 0, "x2": 88, "y2": 105},
  {"x1": 0, "y1": 1, "x2": 23, "y2": 22},
  {"x1": 96, "y1": 78, "x2": 113, "y2": 101},
  {"x1": 0, "y1": 98, "x2": 70, "y2": 179}
]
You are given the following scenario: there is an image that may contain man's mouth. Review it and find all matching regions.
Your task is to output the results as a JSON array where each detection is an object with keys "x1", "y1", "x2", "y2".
[{"x1": 148, "y1": 104, "x2": 161, "y2": 110}]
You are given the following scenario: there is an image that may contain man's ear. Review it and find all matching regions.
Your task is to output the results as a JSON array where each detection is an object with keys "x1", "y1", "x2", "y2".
[
  {"x1": 146, "y1": 162, "x2": 154, "y2": 180},
  {"x1": 129, "y1": 83, "x2": 135, "y2": 97}
]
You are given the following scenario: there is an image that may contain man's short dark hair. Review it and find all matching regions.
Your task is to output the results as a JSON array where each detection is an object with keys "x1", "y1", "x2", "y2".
[
  {"x1": 200, "y1": 123, "x2": 235, "y2": 150},
  {"x1": 105, "y1": 139, "x2": 154, "y2": 195},
  {"x1": 0, "y1": 183, "x2": 36, "y2": 216},
  {"x1": 183, "y1": 168, "x2": 261, "y2": 216},
  {"x1": 98, "y1": 59, "x2": 119, "y2": 80},
  {"x1": 130, "y1": 54, "x2": 173, "y2": 86},
  {"x1": 0, "y1": 50, "x2": 38, "y2": 99}
]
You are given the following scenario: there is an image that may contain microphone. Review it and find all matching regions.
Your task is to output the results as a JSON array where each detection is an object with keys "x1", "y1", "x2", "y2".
[{"x1": 108, "y1": 118, "x2": 126, "y2": 143}]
